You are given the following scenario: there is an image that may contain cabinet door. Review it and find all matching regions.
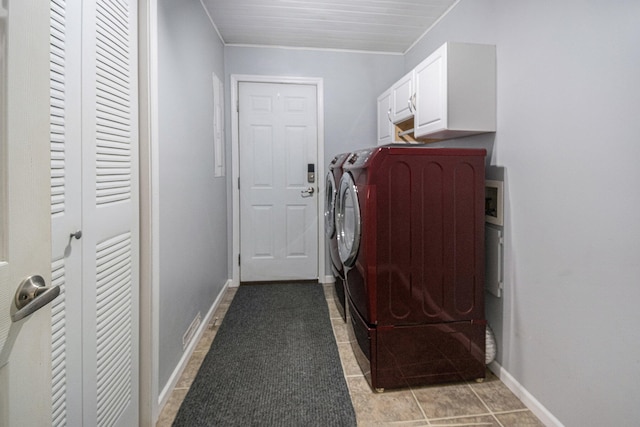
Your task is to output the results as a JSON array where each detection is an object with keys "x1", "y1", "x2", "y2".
[
  {"x1": 377, "y1": 88, "x2": 393, "y2": 145},
  {"x1": 414, "y1": 44, "x2": 447, "y2": 138},
  {"x1": 391, "y1": 71, "x2": 414, "y2": 123}
]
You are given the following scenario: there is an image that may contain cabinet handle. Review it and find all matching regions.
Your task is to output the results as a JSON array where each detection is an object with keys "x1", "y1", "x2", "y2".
[
  {"x1": 387, "y1": 108, "x2": 392, "y2": 123},
  {"x1": 408, "y1": 97, "x2": 414, "y2": 114}
]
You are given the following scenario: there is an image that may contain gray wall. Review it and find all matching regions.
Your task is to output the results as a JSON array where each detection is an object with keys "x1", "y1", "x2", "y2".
[
  {"x1": 157, "y1": 0, "x2": 227, "y2": 389},
  {"x1": 404, "y1": 1, "x2": 640, "y2": 425},
  {"x1": 224, "y1": 47, "x2": 404, "y2": 276}
]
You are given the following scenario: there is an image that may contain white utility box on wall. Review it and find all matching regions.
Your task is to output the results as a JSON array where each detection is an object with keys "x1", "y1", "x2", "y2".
[{"x1": 485, "y1": 167, "x2": 505, "y2": 298}]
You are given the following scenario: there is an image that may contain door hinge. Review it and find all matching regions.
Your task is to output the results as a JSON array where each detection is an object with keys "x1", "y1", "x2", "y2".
[
  {"x1": 236, "y1": 99, "x2": 239, "y2": 113},
  {"x1": 237, "y1": 177, "x2": 240, "y2": 190},
  {"x1": 238, "y1": 254, "x2": 241, "y2": 266}
]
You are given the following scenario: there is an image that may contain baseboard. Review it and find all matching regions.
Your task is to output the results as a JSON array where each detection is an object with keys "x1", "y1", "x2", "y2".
[
  {"x1": 321, "y1": 275, "x2": 335, "y2": 284},
  {"x1": 157, "y1": 279, "x2": 231, "y2": 410},
  {"x1": 488, "y1": 361, "x2": 564, "y2": 427}
]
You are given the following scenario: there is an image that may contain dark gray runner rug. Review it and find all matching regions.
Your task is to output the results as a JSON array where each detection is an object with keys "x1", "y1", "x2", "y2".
[{"x1": 172, "y1": 282, "x2": 357, "y2": 427}]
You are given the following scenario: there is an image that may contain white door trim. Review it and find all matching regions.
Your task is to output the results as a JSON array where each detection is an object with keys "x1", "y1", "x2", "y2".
[
  {"x1": 231, "y1": 75, "x2": 325, "y2": 286},
  {"x1": 137, "y1": 0, "x2": 160, "y2": 424}
]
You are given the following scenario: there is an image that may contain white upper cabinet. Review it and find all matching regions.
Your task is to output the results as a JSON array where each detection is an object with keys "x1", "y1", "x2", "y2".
[
  {"x1": 391, "y1": 70, "x2": 415, "y2": 124},
  {"x1": 414, "y1": 42, "x2": 496, "y2": 140},
  {"x1": 377, "y1": 87, "x2": 393, "y2": 145}
]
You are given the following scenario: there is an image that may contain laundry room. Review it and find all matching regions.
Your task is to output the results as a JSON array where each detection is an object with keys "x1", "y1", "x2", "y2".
[{"x1": 146, "y1": 0, "x2": 640, "y2": 426}]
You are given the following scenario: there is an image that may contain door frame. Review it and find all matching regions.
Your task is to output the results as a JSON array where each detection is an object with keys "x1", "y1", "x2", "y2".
[
  {"x1": 230, "y1": 75, "x2": 325, "y2": 286},
  {"x1": 138, "y1": 0, "x2": 159, "y2": 424}
]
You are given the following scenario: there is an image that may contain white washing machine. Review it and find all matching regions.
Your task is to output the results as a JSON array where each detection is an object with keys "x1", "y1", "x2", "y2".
[{"x1": 324, "y1": 152, "x2": 350, "y2": 320}]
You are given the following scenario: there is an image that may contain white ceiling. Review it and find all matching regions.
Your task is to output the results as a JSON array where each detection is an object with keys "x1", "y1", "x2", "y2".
[{"x1": 201, "y1": 0, "x2": 460, "y2": 54}]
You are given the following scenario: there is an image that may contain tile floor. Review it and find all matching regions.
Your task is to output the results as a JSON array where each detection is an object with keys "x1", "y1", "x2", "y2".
[{"x1": 157, "y1": 284, "x2": 545, "y2": 427}]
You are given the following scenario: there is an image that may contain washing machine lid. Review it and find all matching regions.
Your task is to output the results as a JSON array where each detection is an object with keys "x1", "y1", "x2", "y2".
[
  {"x1": 324, "y1": 171, "x2": 337, "y2": 238},
  {"x1": 336, "y1": 172, "x2": 361, "y2": 268}
]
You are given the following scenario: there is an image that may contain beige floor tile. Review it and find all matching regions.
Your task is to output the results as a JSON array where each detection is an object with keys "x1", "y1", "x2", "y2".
[
  {"x1": 175, "y1": 351, "x2": 207, "y2": 389},
  {"x1": 222, "y1": 287, "x2": 237, "y2": 303},
  {"x1": 337, "y1": 342, "x2": 362, "y2": 377},
  {"x1": 347, "y1": 374, "x2": 375, "y2": 394},
  {"x1": 348, "y1": 376, "x2": 426, "y2": 425},
  {"x1": 495, "y1": 410, "x2": 545, "y2": 426},
  {"x1": 212, "y1": 302, "x2": 231, "y2": 320},
  {"x1": 327, "y1": 297, "x2": 343, "y2": 319},
  {"x1": 323, "y1": 283, "x2": 335, "y2": 299},
  {"x1": 332, "y1": 317, "x2": 350, "y2": 343},
  {"x1": 194, "y1": 326, "x2": 218, "y2": 353},
  {"x1": 470, "y1": 371, "x2": 526, "y2": 413},
  {"x1": 412, "y1": 382, "x2": 488, "y2": 420},
  {"x1": 358, "y1": 421, "x2": 430, "y2": 427},
  {"x1": 156, "y1": 388, "x2": 189, "y2": 427},
  {"x1": 427, "y1": 414, "x2": 500, "y2": 426}
]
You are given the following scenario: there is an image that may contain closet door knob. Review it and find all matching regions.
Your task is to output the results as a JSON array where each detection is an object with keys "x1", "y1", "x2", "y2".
[
  {"x1": 70, "y1": 230, "x2": 83, "y2": 240},
  {"x1": 12, "y1": 275, "x2": 61, "y2": 322}
]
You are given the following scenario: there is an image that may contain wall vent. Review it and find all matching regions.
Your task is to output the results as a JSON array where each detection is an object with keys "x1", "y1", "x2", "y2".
[{"x1": 182, "y1": 312, "x2": 201, "y2": 350}]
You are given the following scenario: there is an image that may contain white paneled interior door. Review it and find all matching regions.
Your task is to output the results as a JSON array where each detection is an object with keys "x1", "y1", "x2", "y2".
[
  {"x1": 49, "y1": 0, "x2": 139, "y2": 425},
  {"x1": 239, "y1": 82, "x2": 318, "y2": 282}
]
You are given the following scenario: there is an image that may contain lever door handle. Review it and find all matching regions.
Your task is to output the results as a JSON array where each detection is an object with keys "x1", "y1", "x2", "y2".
[
  {"x1": 300, "y1": 187, "x2": 315, "y2": 198},
  {"x1": 12, "y1": 275, "x2": 60, "y2": 322}
]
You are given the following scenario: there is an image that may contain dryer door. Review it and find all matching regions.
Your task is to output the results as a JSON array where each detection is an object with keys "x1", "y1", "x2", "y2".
[
  {"x1": 336, "y1": 172, "x2": 361, "y2": 268},
  {"x1": 324, "y1": 171, "x2": 337, "y2": 238}
]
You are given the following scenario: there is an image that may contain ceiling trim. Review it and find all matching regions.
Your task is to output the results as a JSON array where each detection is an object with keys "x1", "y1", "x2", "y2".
[
  {"x1": 199, "y1": 0, "x2": 226, "y2": 46},
  {"x1": 225, "y1": 42, "x2": 403, "y2": 56},
  {"x1": 404, "y1": 0, "x2": 461, "y2": 55}
]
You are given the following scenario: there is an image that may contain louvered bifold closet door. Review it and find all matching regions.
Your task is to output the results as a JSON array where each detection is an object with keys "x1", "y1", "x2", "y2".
[
  {"x1": 81, "y1": 0, "x2": 140, "y2": 425},
  {"x1": 50, "y1": 0, "x2": 82, "y2": 425}
]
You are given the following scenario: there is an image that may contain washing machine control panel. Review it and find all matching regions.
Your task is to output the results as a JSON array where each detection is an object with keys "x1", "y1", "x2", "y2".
[{"x1": 345, "y1": 148, "x2": 376, "y2": 169}]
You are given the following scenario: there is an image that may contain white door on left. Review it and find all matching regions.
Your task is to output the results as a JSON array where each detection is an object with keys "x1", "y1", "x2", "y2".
[{"x1": 0, "y1": 0, "x2": 55, "y2": 425}]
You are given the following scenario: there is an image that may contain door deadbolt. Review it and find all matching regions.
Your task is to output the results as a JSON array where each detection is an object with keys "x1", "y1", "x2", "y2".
[{"x1": 307, "y1": 163, "x2": 315, "y2": 183}]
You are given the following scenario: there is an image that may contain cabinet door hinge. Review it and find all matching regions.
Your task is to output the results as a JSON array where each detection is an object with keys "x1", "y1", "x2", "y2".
[
  {"x1": 237, "y1": 177, "x2": 240, "y2": 190},
  {"x1": 238, "y1": 254, "x2": 241, "y2": 266}
]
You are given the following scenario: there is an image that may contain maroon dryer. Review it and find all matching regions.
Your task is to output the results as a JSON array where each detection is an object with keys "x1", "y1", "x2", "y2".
[{"x1": 336, "y1": 145, "x2": 487, "y2": 390}]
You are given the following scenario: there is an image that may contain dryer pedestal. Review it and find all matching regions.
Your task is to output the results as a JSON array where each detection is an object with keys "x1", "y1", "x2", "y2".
[{"x1": 347, "y1": 294, "x2": 486, "y2": 390}]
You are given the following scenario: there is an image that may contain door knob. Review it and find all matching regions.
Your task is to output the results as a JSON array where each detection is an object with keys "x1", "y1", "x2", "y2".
[
  {"x1": 12, "y1": 275, "x2": 61, "y2": 322},
  {"x1": 70, "y1": 230, "x2": 82, "y2": 240},
  {"x1": 300, "y1": 187, "x2": 315, "y2": 198}
]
